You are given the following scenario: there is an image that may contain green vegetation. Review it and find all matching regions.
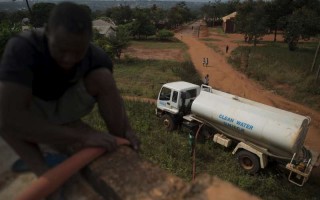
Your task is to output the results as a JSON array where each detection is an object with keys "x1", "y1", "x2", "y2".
[
  {"x1": 105, "y1": 2, "x2": 196, "y2": 36},
  {"x1": 210, "y1": 27, "x2": 229, "y2": 38},
  {"x1": 114, "y1": 58, "x2": 202, "y2": 99},
  {"x1": 30, "y1": 2, "x2": 55, "y2": 27},
  {"x1": 236, "y1": 0, "x2": 269, "y2": 46},
  {"x1": 205, "y1": 42, "x2": 224, "y2": 55},
  {"x1": 130, "y1": 40, "x2": 187, "y2": 50},
  {"x1": 107, "y1": 25, "x2": 131, "y2": 59},
  {"x1": 0, "y1": 22, "x2": 21, "y2": 56},
  {"x1": 236, "y1": 0, "x2": 320, "y2": 50},
  {"x1": 201, "y1": 0, "x2": 320, "y2": 50},
  {"x1": 155, "y1": 29, "x2": 174, "y2": 41},
  {"x1": 228, "y1": 42, "x2": 320, "y2": 111},
  {"x1": 200, "y1": 38, "x2": 221, "y2": 42}
]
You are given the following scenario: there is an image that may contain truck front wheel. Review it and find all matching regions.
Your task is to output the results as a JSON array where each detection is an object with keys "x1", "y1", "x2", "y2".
[
  {"x1": 236, "y1": 150, "x2": 260, "y2": 174},
  {"x1": 161, "y1": 114, "x2": 176, "y2": 131}
]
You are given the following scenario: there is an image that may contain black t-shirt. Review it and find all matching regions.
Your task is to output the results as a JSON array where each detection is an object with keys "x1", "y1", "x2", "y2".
[{"x1": 0, "y1": 29, "x2": 113, "y2": 101}]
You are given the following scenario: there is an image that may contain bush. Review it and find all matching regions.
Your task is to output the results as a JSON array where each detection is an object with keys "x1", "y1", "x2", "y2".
[
  {"x1": 156, "y1": 29, "x2": 174, "y2": 41},
  {"x1": 0, "y1": 22, "x2": 21, "y2": 57}
]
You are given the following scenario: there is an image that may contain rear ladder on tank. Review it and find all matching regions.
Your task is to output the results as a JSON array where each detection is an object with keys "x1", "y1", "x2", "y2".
[{"x1": 286, "y1": 153, "x2": 313, "y2": 187}]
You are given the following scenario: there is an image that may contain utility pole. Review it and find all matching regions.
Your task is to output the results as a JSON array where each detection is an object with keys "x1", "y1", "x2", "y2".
[
  {"x1": 316, "y1": 63, "x2": 320, "y2": 81},
  {"x1": 311, "y1": 40, "x2": 320, "y2": 72},
  {"x1": 25, "y1": 0, "x2": 32, "y2": 16}
]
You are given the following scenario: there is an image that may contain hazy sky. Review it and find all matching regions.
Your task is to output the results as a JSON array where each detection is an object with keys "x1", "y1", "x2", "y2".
[{"x1": 1, "y1": 0, "x2": 223, "y2": 2}]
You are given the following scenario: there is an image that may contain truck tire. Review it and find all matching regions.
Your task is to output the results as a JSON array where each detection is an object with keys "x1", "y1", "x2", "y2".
[
  {"x1": 161, "y1": 114, "x2": 176, "y2": 131},
  {"x1": 236, "y1": 150, "x2": 260, "y2": 174}
]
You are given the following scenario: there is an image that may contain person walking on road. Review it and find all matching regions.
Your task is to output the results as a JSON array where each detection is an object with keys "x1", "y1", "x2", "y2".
[
  {"x1": 203, "y1": 74, "x2": 209, "y2": 85},
  {"x1": 205, "y1": 57, "x2": 208, "y2": 67}
]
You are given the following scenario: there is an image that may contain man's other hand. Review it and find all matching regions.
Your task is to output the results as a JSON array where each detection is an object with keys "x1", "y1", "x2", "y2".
[
  {"x1": 125, "y1": 131, "x2": 140, "y2": 151},
  {"x1": 82, "y1": 132, "x2": 117, "y2": 152}
]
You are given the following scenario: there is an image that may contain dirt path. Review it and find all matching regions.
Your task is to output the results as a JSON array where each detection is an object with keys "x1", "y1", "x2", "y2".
[{"x1": 176, "y1": 21, "x2": 320, "y2": 176}]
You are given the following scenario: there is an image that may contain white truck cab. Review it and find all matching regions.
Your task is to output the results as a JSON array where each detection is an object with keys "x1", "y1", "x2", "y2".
[{"x1": 156, "y1": 81, "x2": 200, "y2": 130}]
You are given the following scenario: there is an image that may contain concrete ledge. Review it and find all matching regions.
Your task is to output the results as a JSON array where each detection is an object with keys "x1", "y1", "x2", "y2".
[{"x1": 84, "y1": 146, "x2": 260, "y2": 200}]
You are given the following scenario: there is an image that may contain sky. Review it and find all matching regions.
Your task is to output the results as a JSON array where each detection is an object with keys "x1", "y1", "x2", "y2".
[{"x1": 1, "y1": 0, "x2": 226, "y2": 2}]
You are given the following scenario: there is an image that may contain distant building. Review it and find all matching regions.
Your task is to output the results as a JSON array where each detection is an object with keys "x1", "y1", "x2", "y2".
[
  {"x1": 222, "y1": 12, "x2": 237, "y2": 33},
  {"x1": 21, "y1": 18, "x2": 30, "y2": 31},
  {"x1": 92, "y1": 18, "x2": 116, "y2": 37},
  {"x1": 22, "y1": 18, "x2": 30, "y2": 25}
]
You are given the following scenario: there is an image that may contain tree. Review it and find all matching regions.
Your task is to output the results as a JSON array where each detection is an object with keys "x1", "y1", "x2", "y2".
[
  {"x1": 283, "y1": 7, "x2": 320, "y2": 51},
  {"x1": 31, "y1": 3, "x2": 55, "y2": 27},
  {"x1": 0, "y1": 22, "x2": 21, "y2": 57},
  {"x1": 131, "y1": 8, "x2": 156, "y2": 39},
  {"x1": 0, "y1": 12, "x2": 10, "y2": 24},
  {"x1": 156, "y1": 29, "x2": 174, "y2": 41},
  {"x1": 12, "y1": 10, "x2": 30, "y2": 23},
  {"x1": 235, "y1": 0, "x2": 268, "y2": 46},
  {"x1": 225, "y1": 0, "x2": 241, "y2": 14},
  {"x1": 265, "y1": 0, "x2": 295, "y2": 42},
  {"x1": 263, "y1": 0, "x2": 320, "y2": 50},
  {"x1": 149, "y1": 4, "x2": 167, "y2": 29},
  {"x1": 201, "y1": 1, "x2": 217, "y2": 27},
  {"x1": 106, "y1": 5, "x2": 133, "y2": 25},
  {"x1": 106, "y1": 25, "x2": 131, "y2": 59},
  {"x1": 167, "y1": 2, "x2": 193, "y2": 28},
  {"x1": 92, "y1": 10, "x2": 105, "y2": 20},
  {"x1": 201, "y1": 0, "x2": 240, "y2": 27}
]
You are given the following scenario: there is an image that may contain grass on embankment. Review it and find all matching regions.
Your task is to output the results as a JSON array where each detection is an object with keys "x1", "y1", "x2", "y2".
[
  {"x1": 130, "y1": 39, "x2": 188, "y2": 50},
  {"x1": 114, "y1": 58, "x2": 202, "y2": 99},
  {"x1": 205, "y1": 42, "x2": 224, "y2": 55},
  {"x1": 228, "y1": 42, "x2": 320, "y2": 111},
  {"x1": 82, "y1": 55, "x2": 319, "y2": 200},
  {"x1": 209, "y1": 27, "x2": 229, "y2": 38},
  {"x1": 83, "y1": 101, "x2": 320, "y2": 200}
]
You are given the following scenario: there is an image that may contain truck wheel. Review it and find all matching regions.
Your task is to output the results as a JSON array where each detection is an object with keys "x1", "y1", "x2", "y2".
[
  {"x1": 161, "y1": 114, "x2": 176, "y2": 131},
  {"x1": 236, "y1": 150, "x2": 260, "y2": 174}
]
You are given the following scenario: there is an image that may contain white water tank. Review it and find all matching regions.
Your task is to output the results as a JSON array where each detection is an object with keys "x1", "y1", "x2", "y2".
[{"x1": 191, "y1": 90, "x2": 310, "y2": 158}]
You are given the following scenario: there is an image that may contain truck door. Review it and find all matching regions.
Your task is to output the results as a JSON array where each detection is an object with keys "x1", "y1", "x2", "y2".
[
  {"x1": 158, "y1": 87, "x2": 179, "y2": 114},
  {"x1": 170, "y1": 90, "x2": 179, "y2": 112}
]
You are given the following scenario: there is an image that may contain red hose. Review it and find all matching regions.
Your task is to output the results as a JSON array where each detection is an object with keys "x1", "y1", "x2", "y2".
[{"x1": 15, "y1": 137, "x2": 130, "y2": 200}]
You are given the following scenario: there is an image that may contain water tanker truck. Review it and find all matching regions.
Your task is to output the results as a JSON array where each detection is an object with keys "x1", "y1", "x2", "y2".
[{"x1": 155, "y1": 81, "x2": 319, "y2": 186}]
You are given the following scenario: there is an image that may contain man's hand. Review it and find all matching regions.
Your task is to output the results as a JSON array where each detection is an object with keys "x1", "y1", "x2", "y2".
[
  {"x1": 125, "y1": 130, "x2": 140, "y2": 151},
  {"x1": 81, "y1": 131, "x2": 118, "y2": 152}
]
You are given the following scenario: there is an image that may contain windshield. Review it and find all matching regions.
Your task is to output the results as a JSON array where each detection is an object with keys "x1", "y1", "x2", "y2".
[{"x1": 159, "y1": 87, "x2": 171, "y2": 101}]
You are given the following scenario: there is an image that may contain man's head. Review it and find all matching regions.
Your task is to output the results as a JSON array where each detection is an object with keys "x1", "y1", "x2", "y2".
[{"x1": 46, "y1": 2, "x2": 92, "y2": 70}]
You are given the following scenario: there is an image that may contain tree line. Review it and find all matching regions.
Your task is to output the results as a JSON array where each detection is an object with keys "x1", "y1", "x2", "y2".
[
  {"x1": 201, "y1": 0, "x2": 320, "y2": 51},
  {"x1": 0, "y1": 1, "x2": 196, "y2": 59},
  {"x1": 1, "y1": 0, "x2": 320, "y2": 58}
]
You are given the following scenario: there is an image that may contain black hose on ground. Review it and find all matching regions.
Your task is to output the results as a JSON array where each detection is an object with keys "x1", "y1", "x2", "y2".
[{"x1": 192, "y1": 123, "x2": 204, "y2": 181}]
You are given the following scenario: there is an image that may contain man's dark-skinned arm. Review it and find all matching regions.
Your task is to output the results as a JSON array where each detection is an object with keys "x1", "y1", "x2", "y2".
[{"x1": 84, "y1": 68, "x2": 140, "y2": 150}]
